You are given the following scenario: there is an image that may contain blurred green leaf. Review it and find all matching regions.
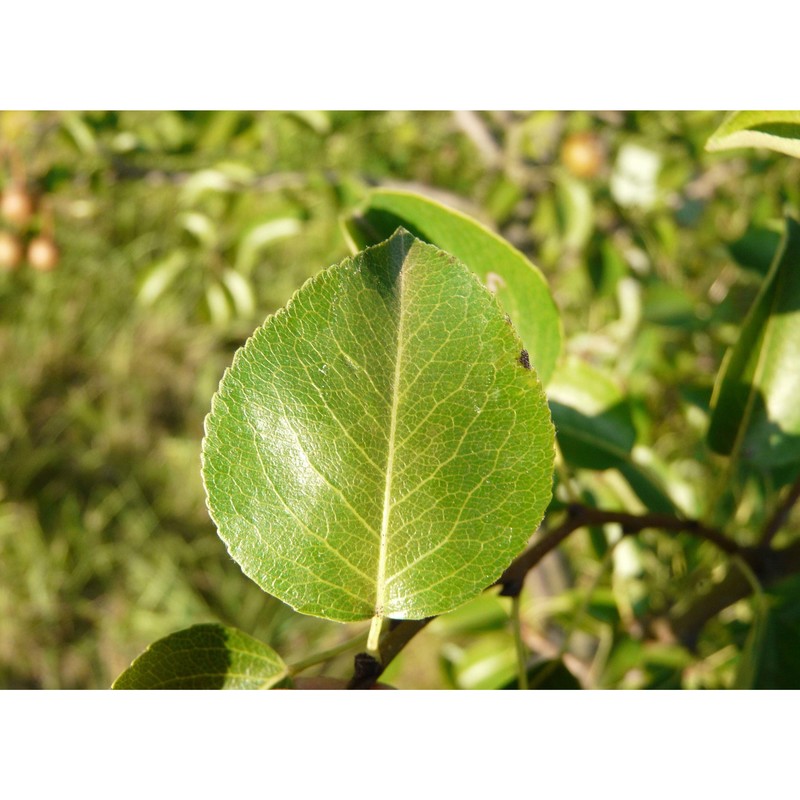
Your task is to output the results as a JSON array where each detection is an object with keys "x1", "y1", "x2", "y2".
[
  {"x1": 285, "y1": 110, "x2": 331, "y2": 135},
  {"x1": 728, "y1": 225, "x2": 782, "y2": 276},
  {"x1": 501, "y1": 658, "x2": 582, "y2": 689},
  {"x1": 205, "y1": 281, "x2": 232, "y2": 325},
  {"x1": 220, "y1": 269, "x2": 256, "y2": 319},
  {"x1": 112, "y1": 623, "x2": 289, "y2": 689},
  {"x1": 441, "y1": 631, "x2": 517, "y2": 690},
  {"x1": 137, "y1": 251, "x2": 189, "y2": 307},
  {"x1": 235, "y1": 217, "x2": 302, "y2": 275},
  {"x1": 180, "y1": 169, "x2": 236, "y2": 205},
  {"x1": 707, "y1": 111, "x2": 800, "y2": 159},
  {"x1": 342, "y1": 189, "x2": 562, "y2": 384},
  {"x1": 708, "y1": 216, "x2": 800, "y2": 467},
  {"x1": 201, "y1": 231, "x2": 555, "y2": 623},
  {"x1": 556, "y1": 172, "x2": 594, "y2": 251},
  {"x1": 735, "y1": 575, "x2": 800, "y2": 689},
  {"x1": 434, "y1": 594, "x2": 511, "y2": 636},
  {"x1": 179, "y1": 211, "x2": 218, "y2": 248},
  {"x1": 548, "y1": 358, "x2": 636, "y2": 470}
]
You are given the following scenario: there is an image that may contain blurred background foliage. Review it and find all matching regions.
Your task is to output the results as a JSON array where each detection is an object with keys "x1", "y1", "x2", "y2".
[{"x1": 1, "y1": 110, "x2": 799, "y2": 689}]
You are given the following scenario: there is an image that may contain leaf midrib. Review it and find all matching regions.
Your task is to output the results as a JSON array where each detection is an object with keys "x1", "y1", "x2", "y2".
[{"x1": 375, "y1": 237, "x2": 411, "y2": 619}]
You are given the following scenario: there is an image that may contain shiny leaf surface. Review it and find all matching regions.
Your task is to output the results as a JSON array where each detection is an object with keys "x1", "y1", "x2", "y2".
[{"x1": 202, "y1": 230, "x2": 555, "y2": 623}]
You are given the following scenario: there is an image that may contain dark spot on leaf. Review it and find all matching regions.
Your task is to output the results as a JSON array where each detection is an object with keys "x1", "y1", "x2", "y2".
[{"x1": 518, "y1": 349, "x2": 531, "y2": 370}]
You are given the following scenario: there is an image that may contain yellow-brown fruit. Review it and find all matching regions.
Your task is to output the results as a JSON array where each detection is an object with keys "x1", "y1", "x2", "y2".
[
  {"x1": 0, "y1": 231, "x2": 24, "y2": 270},
  {"x1": 1, "y1": 184, "x2": 35, "y2": 227},
  {"x1": 560, "y1": 132, "x2": 605, "y2": 179},
  {"x1": 27, "y1": 236, "x2": 60, "y2": 272}
]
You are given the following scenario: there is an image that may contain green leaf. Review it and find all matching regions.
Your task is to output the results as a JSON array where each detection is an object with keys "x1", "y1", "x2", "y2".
[
  {"x1": 202, "y1": 230, "x2": 555, "y2": 623},
  {"x1": 706, "y1": 111, "x2": 800, "y2": 159},
  {"x1": 708, "y1": 216, "x2": 800, "y2": 467},
  {"x1": 441, "y1": 631, "x2": 518, "y2": 690},
  {"x1": 500, "y1": 658, "x2": 582, "y2": 690},
  {"x1": 547, "y1": 358, "x2": 636, "y2": 470},
  {"x1": 235, "y1": 217, "x2": 303, "y2": 276},
  {"x1": 735, "y1": 575, "x2": 800, "y2": 689},
  {"x1": 137, "y1": 251, "x2": 188, "y2": 307},
  {"x1": 112, "y1": 624, "x2": 289, "y2": 689},
  {"x1": 727, "y1": 225, "x2": 782, "y2": 276},
  {"x1": 342, "y1": 189, "x2": 562, "y2": 385}
]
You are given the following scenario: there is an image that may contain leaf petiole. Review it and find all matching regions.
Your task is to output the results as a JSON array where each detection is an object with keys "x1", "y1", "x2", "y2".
[
  {"x1": 287, "y1": 630, "x2": 370, "y2": 677},
  {"x1": 367, "y1": 614, "x2": 384, "y2": 659}
]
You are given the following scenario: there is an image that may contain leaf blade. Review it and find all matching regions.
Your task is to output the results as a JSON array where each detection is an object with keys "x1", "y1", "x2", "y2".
[
  {"x1": 112, "y1": 624, "x2": 289, "y2": 690},
  {"x1": 706, "y1": 111, "x2": 800, "y2": 159},
  {"x1": 708, "y1": 216, "x2": 800, "y2": 467},
  {"x1": 202, "y1": 230, "x2": 555, "y2": 623},
  {"x1": 342, "y1": 189, "x2": 562, "y2": 385}
]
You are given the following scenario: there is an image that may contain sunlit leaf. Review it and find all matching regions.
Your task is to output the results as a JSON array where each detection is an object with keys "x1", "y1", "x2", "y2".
[
  {"x1": 179, "y1": 211, "x2": 217, "y2": 248},
  {"x1": 708, "y1": 216, "x2": 800, "y2": 467},
  {"x1": 202, "y1": 230, "x2": 555, "y2": 623},
  {"x1": 137, "y1": 251, "x2": 188, "y2": 306},
  {"x1": 441, "y1": 631, "x2": 518, "y2": 690},
  {"x1": 707, "y1": 111, "x2": 800, "y2": 159},
  {"x1": 112, "y1": 624, "x2": 289, "y2": 689},
  {"x1": 235, "y1": 218, "x2": 303, "y2": 275},
  {"x1": 205, "y1": 281, "x2": 232, "y2": 325},
  {"x1": 220, "y1": 269, "x2": 256, "y2": 319},
  {"x1": 342, "y1": 189, "x2": 562, "y2": 385}
]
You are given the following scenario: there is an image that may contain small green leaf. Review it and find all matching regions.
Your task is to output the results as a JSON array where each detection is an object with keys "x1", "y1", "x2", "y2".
[
  {"x1": 342, "y1": 189, "x2": 562, "y2": 385},
  {"x1": 179, "y1": 211, "x2": 218, "y2": 248},
  {"x1": 706, "y1": 111, "x2": 800, "y2": 159},
  {"x1": 441, "y1": 631, "x2": 518, "y2": 690},
  {"x1": 708, "y1": 216, "x2": 800, "y2": 467},
  {"x1": 220, "y1": 269, "x2": 256, "y2": 319},
  {"x1": 202, "y1": 230, "x2": 555, "y2": 624},
  {"x1": 137, "y1": 251, "x2": 188, "y2": 307},
  {"x1": 112, "y1": 624, "x2": 289, "y2": 689},
  {"x1": 235, "y1": 217, "x2": 303, "y2": 275}
]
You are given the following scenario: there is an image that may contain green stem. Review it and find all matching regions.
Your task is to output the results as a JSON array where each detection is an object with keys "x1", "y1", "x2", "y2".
[
  {"x1": 288, "y1": 630, "x2": 369, "y2": 677},
  {"x1": 367, "y1": 614, "x2": 384, "y2": 659},
  {"x1": 511, "y1": 594, "x2": 528, "y2": 690}
]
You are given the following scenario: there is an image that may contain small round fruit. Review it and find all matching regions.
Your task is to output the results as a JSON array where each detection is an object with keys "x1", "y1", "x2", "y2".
[
  {"x1": 560, "y1": 132, "x2": 605, "y2": 179},
  {"x1": 0, "y1": 185, "x2": 35, "y2": 227},
  {"x1": 0, "y1": 231, "x2": 23, "y2": 270},
  {"x1": 27, "y1": 236, "x2": 60, "y2": 272}
]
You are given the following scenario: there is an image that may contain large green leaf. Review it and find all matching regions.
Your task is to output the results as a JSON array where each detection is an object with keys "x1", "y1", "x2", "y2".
[
  {"x1": 708, "y1": 217, "x2": 800, "y2": 467},
  {"x1": 112, "y1": 624, "x2": 289, "y2": 689},
  {"x1": 202, "y1": 230, "x2": 555, "y2": 624},
  {"x1": 706, "y1": 111, "x2": 800, "y2": 159},
  {"x1": 342, "y1": 189, "x2": 562, "y2": 385}
]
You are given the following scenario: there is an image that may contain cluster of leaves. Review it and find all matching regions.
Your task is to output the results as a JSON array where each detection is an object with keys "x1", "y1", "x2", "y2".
[{"x1": 2, "y1": 111, "x2": 799, "y2": 689}]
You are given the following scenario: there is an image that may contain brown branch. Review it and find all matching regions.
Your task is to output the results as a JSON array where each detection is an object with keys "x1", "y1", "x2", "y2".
[
  {"x1": 498, "y1": 505, "x2": 744, "y2": 598},
  {"x1": 347, "y1": 504, "x2": 744, "y2": 687}
]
